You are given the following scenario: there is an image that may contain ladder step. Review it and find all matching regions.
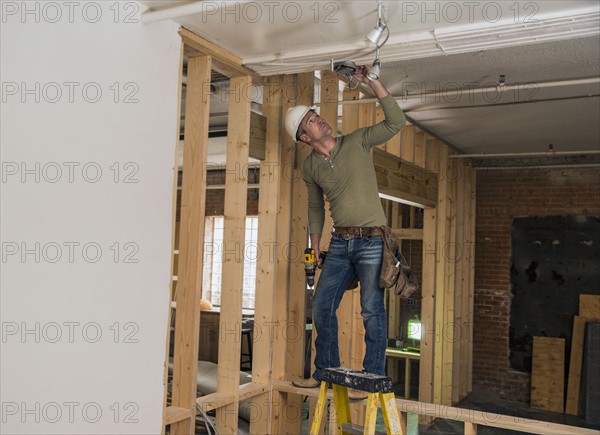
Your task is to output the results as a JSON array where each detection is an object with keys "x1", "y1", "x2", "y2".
[
  {"x1": 341, "y1": 422, "x2": 387, "y2": 435},
  {"x1": 323, "y1": 367, "x2": 393, "y2": 392}
]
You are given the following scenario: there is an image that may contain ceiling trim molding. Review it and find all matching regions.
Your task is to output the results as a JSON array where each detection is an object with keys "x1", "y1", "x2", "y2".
[{"x1": 243, "y1": 9, "x2": 600, "y2": 76}]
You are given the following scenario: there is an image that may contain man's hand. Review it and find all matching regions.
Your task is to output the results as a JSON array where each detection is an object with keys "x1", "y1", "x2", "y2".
[
  {"x1": 310, "y1": 233, "x2": 322, "y2": 267},
  {"x1": 351, "y1": 64, "x2": 372, "y2": 86},
  {"x1": 351, "y1": 64, "x2": 390, "y2": 99}
]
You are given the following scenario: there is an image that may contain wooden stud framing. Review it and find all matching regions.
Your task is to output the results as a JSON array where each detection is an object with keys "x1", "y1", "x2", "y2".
[
  {"x1": 170, "y1": 55, "x2": 212, "y2": 435},
  {"x1": 465, "y1": 421, "x2": 478, "y2": 434},
  {"x1": 415, "y1": 131, "x2": 427, "y2": 168},
  {"x1": 452, "y1": 158, "x2": 466, "y2": 404},
  {"x1": 419, "y1": 207, "x2": 436, "y2": 414},
  {"x1": 285, "y1": 72, "x2": 314, "y2": 434},
  {"x1": 426, "y1": 138, "x2": 440, "y2": 173},
  {"x1": 179, "y1": 27, "x2": 262, "y2": 84},
  {"x1": 163, "y1": 28, "x2": 480, "y2": 430},
  {"x1": 269, "y1": 73, "x2": 297, "y2": 434},
  {"x1": 249, "y1": 75, "x2": 284, "y2": 433},
  {"x1": 467, "y1": 160, "x2": 476, "y2": 395},
  {"x1": 215, "y1": 75, "x2": 252, "y2": 433},
  {"x1": 433, "y1": 145, "x2": 458, "y2": 405},
  {"x1": 400, "y1": 125, "x2": 415, "y2": 163}
]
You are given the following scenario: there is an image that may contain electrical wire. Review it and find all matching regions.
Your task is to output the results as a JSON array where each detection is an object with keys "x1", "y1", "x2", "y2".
[
  {"x1": 195, "y1": 402, "x2": 220, "y2": 435},
  {"x1": 254, "y1": 0, "x2": 390, "y2": 69}
]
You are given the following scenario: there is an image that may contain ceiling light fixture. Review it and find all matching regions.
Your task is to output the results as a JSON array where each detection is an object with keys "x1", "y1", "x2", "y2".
[
  {"x1": 366, "y1": 0, "x2": 388, "y2": 81},
  {"x1": 367, "y1": 53, "x2": 382, "y2": 81},
  {"x1": 366, "y1": 0, "x2": 388, "y2": 46},
  {"x1": 366, "y1": 21, "x2": 387, "y2": 45}
]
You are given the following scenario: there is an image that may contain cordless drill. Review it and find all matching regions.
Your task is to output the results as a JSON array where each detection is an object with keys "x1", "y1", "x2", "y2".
[{"x1": 303, "y1": 248, "x2": 316, "y2": 289}]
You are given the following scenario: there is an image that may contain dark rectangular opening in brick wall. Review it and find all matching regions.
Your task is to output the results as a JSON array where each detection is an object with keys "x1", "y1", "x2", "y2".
[
  {"x1": 509, "y1": 215, "x2": 600, "y2": 372},
  {"x1": 474, "y1": 166, "x2": 600, "y2": 402}
]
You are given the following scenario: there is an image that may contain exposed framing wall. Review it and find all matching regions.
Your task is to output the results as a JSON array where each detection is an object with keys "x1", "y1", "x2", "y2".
[{"x1": 163, "y1": 27, "x2": 476, "y2": 434}]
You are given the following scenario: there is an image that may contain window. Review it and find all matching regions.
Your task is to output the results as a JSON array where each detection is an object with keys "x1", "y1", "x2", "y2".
[{"x1": 202, "y1": 216, "x2": 258, "y2": 309}]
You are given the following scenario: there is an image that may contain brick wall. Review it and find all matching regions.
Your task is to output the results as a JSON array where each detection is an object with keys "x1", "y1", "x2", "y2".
[{"x1": 473, "y1": 166, "x2": 600, "y2": 402}]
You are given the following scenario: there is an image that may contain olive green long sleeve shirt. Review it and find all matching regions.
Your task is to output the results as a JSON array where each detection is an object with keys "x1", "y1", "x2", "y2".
[{"x1": 303, "y1": 95, "x2": 406, "y2": 236}]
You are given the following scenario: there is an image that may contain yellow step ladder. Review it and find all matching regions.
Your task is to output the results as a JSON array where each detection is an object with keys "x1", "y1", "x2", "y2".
[{"x1": 310, "y1": 367, "x2": 404, "y2": 435}]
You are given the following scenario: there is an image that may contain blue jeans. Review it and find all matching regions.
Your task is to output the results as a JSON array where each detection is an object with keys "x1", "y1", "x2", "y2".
[{"x1": 312, "y1": 235, "x2": 387, "y2": 381}]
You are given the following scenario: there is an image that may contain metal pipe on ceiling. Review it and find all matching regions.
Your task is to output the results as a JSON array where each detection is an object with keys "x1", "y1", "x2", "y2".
[
  {"x1": 475, "y1": 163, "x2": 600, "y2": 170},
  {"x1": 450, "y1": 150, "x2": 600, "y2": 159},
  {"x1": 336, "y1": 77, "x2": 600, "y2": 106}
]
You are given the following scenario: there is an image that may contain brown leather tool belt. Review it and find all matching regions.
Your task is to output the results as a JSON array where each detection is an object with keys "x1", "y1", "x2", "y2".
[{"x1": 332, "y1": 226, "x2": 383, "y2": 240}]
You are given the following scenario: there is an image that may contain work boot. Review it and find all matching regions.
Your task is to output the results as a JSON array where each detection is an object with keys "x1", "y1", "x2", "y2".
[
  {"x1": 292, "y1": 377, "x2": 320, "y2": 388},
  {"x1": 347, "y1": 388, "x2": 368, "y2": 401}
]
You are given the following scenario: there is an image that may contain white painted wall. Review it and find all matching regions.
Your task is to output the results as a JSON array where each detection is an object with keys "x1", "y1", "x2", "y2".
[{"x1": 1, "y1": 2, "x2": 180, "y2": 433}]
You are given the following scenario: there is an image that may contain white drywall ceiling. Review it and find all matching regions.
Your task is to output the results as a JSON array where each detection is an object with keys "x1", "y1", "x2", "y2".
[{"x1": 142, "y1": 0, "x2": 600, "y2": 155}]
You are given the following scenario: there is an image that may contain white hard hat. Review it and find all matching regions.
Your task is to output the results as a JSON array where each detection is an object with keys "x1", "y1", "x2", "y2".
[{"x1": 285, "y1": 105, "x2": 314, "y2": 141}]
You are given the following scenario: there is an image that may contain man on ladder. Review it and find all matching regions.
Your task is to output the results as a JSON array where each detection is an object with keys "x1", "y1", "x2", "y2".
[{"x1": 285, "y1": 64, "x2": 406, "y2": 401}]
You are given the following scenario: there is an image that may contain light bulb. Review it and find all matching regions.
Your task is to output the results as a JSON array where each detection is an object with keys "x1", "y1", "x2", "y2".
[{"x1": 367, "y1": 59, "x2": 381, "y2": 81}]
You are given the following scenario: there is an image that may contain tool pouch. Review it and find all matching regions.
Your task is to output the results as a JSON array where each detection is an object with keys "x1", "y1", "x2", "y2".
[{"x1": 379, "y1": 226, "x2": 420, "y2": 298}]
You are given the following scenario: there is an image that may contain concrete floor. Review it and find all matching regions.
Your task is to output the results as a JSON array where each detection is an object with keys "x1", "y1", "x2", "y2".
[
  {"x1": 420, "y1": 388, "x2": 597, "y2": 435},
  {"x1": 298, "y1": 386, "x2": 599, "y2": 435}
]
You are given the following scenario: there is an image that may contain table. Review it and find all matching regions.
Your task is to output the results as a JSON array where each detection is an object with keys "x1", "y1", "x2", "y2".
[{"x1": 385, "y1": 348, "x2": 420, "y2": 399}]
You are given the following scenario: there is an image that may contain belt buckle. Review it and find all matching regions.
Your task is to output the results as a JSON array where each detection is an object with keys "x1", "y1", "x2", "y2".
[{"x1": 341, "y1": 233, "x2": 353, "y2": 240}]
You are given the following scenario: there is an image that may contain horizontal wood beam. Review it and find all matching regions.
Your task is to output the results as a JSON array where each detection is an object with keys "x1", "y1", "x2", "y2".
[
  {"x1": 392, "y1": 228, "x2": 424, "y2": 240},
  {"x1": 272, "y1": 381, "x2": 598, "y2": 435},
  {"x1": 373, "y1": 149, "x2": 438, "y2": 208},
  {"x1": 196, "y1": 382, "x2": 269, "y2": 412},
  {"x1": 165, "y1": 406, "x2": 192, "y2": 426},
  {"x1": 179, "y1": 27, "x2": 262, "y2": 84}
]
